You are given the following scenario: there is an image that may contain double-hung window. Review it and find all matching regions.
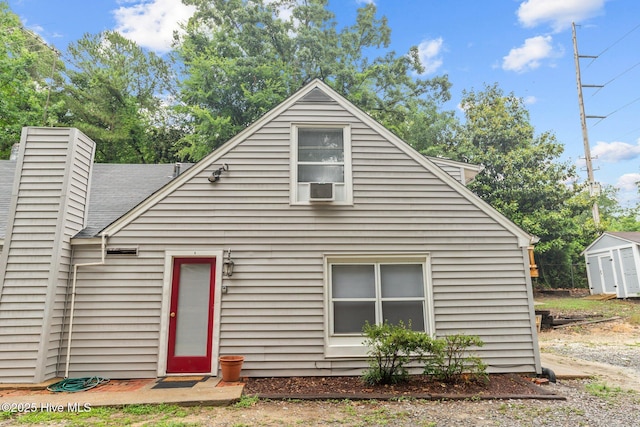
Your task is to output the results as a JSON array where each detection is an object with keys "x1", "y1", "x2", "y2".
[
  {"x1": 325, "y1": 255, "x2": 434, "y2": 357},
  {"x1": 292, "y1": 125, "x2": 352, "y2": 204}
]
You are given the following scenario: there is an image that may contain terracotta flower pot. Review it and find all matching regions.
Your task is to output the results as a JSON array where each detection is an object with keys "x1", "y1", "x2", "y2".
[{"x1": 219, "y1": 355, "x2": 244, "y2": 382}]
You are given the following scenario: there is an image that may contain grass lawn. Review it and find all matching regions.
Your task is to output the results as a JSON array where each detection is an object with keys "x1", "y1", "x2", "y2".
[{"x1": 535, "y1": 295, "x2": 640, "y2": 324}]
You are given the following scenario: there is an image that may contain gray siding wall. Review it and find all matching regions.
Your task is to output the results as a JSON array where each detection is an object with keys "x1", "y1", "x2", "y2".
[
  {"x1": 587, "y1": 235, "x2": 628, "y2": 252},
  {"x1": 429, "y1": 161, "x2": 462, "y2": 183},
  {"x1": 0, "y1": 128, "x2": 94, "y2": 383},
  {"x1": 67, "y1": 99, "x2": 536, "y2": 379}
]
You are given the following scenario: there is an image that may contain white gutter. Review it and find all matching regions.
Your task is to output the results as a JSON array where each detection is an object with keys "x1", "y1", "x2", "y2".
[{"x1": 64, "y1": 234, "x2": 107, "y2": 378}]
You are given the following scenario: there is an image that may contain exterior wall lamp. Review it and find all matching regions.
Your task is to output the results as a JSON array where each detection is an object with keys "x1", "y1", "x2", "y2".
[
  {"x1": 223, "y1": 249, "x2": 235, "y2": 277},
  {"x1": 208, "y1": 164, "x2": 229, "y2": 182}
]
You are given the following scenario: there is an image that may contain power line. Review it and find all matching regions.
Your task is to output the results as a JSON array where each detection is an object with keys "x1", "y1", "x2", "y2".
[
  {"x1": 592, "y1": 60, "x2": 640, "y2": 95},
  {"x1": 586, "y1": 22, "x2": 640, "y2": 67},
  {"x1": 611, "y1": 125, "x2": 640, "y2": 142},
  {"x1": 591, "y1": 95, "x2": 640, "y2": 127}
]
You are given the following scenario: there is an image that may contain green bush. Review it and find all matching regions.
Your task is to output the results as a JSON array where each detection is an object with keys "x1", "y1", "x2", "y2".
[
  {"x1": 361, "y1": 321, "x2": 434, "y2": 385},
  {"x1": 362, "y1": 323, "x2": 488, "y2": 386},
  {"x1": 423, "y1": 334, "x2": 488, "y2": 384}
]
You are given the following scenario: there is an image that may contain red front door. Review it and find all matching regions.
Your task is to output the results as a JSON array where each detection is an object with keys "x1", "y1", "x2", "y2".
[{"x1": 167, "y1": 257, "x2": 216, "y2": 373}]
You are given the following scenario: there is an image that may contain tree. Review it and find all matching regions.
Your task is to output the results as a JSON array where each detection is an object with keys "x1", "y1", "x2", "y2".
[
  {"x1": 175, "y1": 0, "x2": 451, "y2": 161},
  {"x1": 0, "y1": 1, "x2": 64, "y2": 158},
  {"x1": 62, "y1": 31, "x2": 181, "y2": 163},
  {"x1": 430, "y1": 84, "x2": 597, "y2": 288},
  {"x1": 598, "y1": 185, "x2": 640, "y2": 232}
]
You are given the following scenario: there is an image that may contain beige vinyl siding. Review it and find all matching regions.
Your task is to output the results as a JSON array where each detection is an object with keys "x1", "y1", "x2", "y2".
[
  {"x1": 66, "y1": 96, "x2": 536, "y2": 379},
  {"x1": 0, "y1": 128, "x2": 94, "y2": 383}
]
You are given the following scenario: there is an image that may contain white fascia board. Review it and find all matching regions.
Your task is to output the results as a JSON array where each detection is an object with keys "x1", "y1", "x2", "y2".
[
  {"x1": 100, "y1": 79, "x2": 535, "y2": 246},
  {"x1": 581, "y1": 232, "x2": 635, "y2": 255},
  {"x1": 317, "y1": 80, "x2": 536, "y2": 247},
  {"x1": 70, "y1": 237, "x2": 103, "y2": 246},
  {"x1": 100, "y1": 81, "x2": 330, "y2": 237}
]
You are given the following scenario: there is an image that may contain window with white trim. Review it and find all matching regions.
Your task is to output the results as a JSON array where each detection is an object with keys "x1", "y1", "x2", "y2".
[
  {"x1": 325, "y1": 255, "x2": 433, "y2": 357},
  {"x1": 292, "y1": 125, "x2": 352, "y2": 204}
]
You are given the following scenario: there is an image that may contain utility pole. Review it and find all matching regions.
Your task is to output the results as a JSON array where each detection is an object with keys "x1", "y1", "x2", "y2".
[{"x1": 572, "y1": 22, "x2": 602, "y2": 226}]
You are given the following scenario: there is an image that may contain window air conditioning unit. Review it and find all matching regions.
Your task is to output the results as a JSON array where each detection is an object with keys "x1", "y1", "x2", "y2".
[{"x1": 309, "y1": 182, "x2": 334, "y2": 201}]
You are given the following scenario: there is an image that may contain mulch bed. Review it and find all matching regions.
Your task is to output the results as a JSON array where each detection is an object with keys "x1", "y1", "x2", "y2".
[{"x1": 243, "y1": 374, "x2": 564, "y2": 400}]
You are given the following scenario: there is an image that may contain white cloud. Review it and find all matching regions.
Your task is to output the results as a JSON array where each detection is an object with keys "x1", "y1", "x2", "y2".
[
  {"x1": 616, "y1": 173, "x2": 640, "y2": 191},
  {"x1": 416, "y1": 37, "x2": 444, "y2": 75},
  {"x1": 356, "y1": 0, "x2": 376, "y2": 4},
  {"x1": 591, "y1": 140, "x2": 640, "y2": 162},
  {"x1": 616, "y1": 173, "x2": 640, "y2": 207},
  {"x1": 113, "y1": 0, "x2": 196, "y2": 53},
  {"x1": 523, "y1": 95, "x2": 537, "y2": 105},
  {"x1": 517, "y1": 0, "x2": 605, "y2": 32},
  {"x1": 502, "y1": 35, "x2": 554, "y2": 73}
]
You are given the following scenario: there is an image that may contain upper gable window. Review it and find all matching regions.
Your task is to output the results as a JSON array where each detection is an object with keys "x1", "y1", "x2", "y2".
[{"x1": 291, "y1": 125, "x2": 352, "y2": 204}]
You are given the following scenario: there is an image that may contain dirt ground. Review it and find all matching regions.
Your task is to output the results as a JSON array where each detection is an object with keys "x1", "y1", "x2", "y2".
[
  {"x1": 195, "y1": 318, "x2": 640, "y2": 427},
  {"x1": 539, "y1": 318, "x2": 640, "y2": 392}
]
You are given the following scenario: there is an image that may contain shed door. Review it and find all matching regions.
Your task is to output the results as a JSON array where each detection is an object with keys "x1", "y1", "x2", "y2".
[
  {"x1": 167, "y1": 258, "x2": 216, "y2": 373},
  {"x1": 621, "y1": 248, "x2": 640, "y2": 295},
  {"x1": 598, "y1": 255, "x2": 617, "y2": 294},
  {"x1": 587, "y1": 255, "x2": 603, "y2": 294}
]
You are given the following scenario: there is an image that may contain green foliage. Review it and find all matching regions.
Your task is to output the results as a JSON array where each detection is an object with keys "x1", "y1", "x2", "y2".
[
  {"x1": 361, "y1": 321, "x2": 433, "y2": 385},
  {"x1": 536, "y1": 296, "x2": 640, "y2": 321},
  {"x1": 121, "y1": 403, "x2": 186, "y2": 416},
  {"x1": 62, "y1": 30, "x2": 183, "y2": 163},
  {"x1": 362, "y1": 322, "x2": 487, "y2": 385},
  {"x1": 0, "y1": 1, "x2": 64, "y2": 159},
  {"x1": 598, "y1": 185, "x2": 640, "y2": 232},
  {"x1": 176, "y1": 0, "x2": 450, "y2": 160},
  {"x1": 423, "y1": 334, "x2": 487, "y2": 384},
  {"x1": 232, "y1": 394, "x2": 260, "y2": 408},
  {"x1": 424, "y1": 83, "x2": 601, "y2": 288},
  {"x1": 585, "y1": 382, "x2": 629, "y2": 400}
]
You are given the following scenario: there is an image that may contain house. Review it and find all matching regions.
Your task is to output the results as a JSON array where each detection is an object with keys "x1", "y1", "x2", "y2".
[
  {"x1": 583, "y1": 232, "x2": 640, "y2": 298},
  {"x1": 0, "y1": 79, "x2": 541, "y2": 384}
]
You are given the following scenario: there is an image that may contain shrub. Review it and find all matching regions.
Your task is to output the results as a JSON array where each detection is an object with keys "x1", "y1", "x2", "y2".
[
  {"x1": 361, "y1": 321, "x2": 434, "y2": 385},
  {"x1": 423, "y1": 334, "x2": 488, "y2": 384}
]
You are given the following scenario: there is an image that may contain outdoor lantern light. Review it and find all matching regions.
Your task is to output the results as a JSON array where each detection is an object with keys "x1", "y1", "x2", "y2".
[
  {"x1": 223, "y1": 249, "x2": 235, "y2": 277},
  {"x1": 208, "y1": 164, "x2": 229, "y2": 182}
]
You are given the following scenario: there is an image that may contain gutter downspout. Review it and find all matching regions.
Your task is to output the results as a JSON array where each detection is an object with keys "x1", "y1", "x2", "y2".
[{"x1": 64, "y1": 234, "x2": 107, "y2": 378}]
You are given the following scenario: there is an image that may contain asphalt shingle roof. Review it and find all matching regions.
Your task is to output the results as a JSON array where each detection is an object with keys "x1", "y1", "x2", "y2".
[
  {"x1": 607, "y1": 231, "x2": 640, "y2": 245},
  {"x1": 0, "y1": 161, "x2": 191, "y2": 240}
]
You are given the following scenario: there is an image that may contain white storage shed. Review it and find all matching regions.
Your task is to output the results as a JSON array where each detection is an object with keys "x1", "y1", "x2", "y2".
[{"x1": 583, "y1": 232, "x2": 640, "y2": 298}]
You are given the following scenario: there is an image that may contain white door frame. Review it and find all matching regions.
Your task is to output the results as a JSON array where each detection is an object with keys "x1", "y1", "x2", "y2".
[{"x1": 157, "y1": 250, "x2": 224, "y2": 376}]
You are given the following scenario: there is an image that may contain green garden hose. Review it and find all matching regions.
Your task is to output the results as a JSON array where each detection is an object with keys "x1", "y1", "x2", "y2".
[{"x1": 47, "y1": 377, "x2": 110, "y2": 393}]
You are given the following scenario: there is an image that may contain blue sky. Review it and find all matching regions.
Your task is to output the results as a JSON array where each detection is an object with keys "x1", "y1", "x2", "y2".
[{"x1": 7, "y1": 0, "x2": 640, "y2": 206}]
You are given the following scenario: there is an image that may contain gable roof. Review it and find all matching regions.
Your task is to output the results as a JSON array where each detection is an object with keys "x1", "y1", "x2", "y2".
[
  {"x1": 426, "y1": 156, "x2": 484, "y2": 184},
  {"x1": 75, "y1": 163, "x2": 192, "y2": 238},
  {"x1": 583, "y1": 231, "x2": 640, "y2": 254},
  {"x1": 607, "y1": 231, "x2": 640, "y2": 244},
  {"x1": 98, "y1": 79, "x2": 535, "y2": 246}
]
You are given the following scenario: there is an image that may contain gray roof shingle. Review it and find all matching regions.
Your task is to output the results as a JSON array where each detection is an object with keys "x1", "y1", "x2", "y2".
[
  {"x1": 606, "y1": 231, "x2": 640, "y2": 245},
  {"x1": 0, "y1": 161, "x2": 191, "y2": 240}
]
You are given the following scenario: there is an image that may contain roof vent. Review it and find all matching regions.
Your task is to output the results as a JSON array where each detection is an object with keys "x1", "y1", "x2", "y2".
[{"x1": 106, "y1": 247, "x2": 138, "y2": 256}]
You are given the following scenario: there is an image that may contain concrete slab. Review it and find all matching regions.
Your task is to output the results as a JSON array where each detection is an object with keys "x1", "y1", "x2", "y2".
[{"x1": 0, "y1": 377, "x2": 244, "y2": 408}]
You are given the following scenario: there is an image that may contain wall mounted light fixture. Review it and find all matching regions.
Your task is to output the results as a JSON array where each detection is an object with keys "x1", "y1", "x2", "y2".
[
  {"x1": 223, "y1": 249, "x2": 235, "y2": 277},
  {"x1": 208, "y1": 164, "x2": 229, "y2": 182}
]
